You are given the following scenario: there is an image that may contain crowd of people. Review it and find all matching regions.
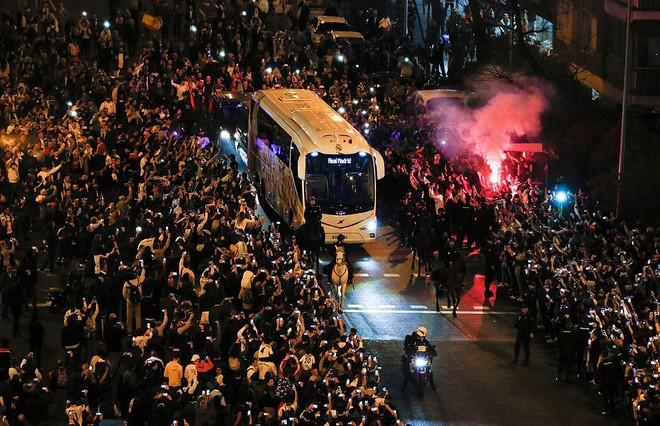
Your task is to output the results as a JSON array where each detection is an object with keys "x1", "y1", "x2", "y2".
[
  {"x1": 0, "y1": 1, "x2": 420, "y2": 425},
  {"x1": 381, "y1": 120, "x2": 660, "y2": 422},
  {"x1": 1, "y1": 0, "x2": 659, "y2": 425},
  {"x1": 380, "y1": 110, "x2": 660, "y2": 422},
  {"x1": 491, "y1": 187, "x2": 660, "y2": 423}
]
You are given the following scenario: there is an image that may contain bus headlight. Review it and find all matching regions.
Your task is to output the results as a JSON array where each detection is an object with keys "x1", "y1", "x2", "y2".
[
  {"x1": 220, "y1": 130, "x2": 231, "y2": 141},
  {"x1": 362, "y1": 220, "x2": 377, "y2": 232}
]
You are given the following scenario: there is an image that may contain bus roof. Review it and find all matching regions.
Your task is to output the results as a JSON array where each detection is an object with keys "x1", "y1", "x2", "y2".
[{"x1": 254, "y1": 89, "x2": 369, "y2": 155}]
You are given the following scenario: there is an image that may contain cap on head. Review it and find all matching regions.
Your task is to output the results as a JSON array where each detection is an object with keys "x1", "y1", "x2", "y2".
[{"x1": 417, "y1": 326, "x2": 427, "y2": 337}]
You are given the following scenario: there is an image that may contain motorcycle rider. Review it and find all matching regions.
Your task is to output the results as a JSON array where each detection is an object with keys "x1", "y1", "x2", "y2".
[{"x1": 402, "y1": 326, "x2": 437, "y2": 390}]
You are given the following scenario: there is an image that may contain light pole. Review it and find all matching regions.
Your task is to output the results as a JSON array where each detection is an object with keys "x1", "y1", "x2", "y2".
[{"x1": 616, "y1": 0, "x2": 632, "y2": 218}]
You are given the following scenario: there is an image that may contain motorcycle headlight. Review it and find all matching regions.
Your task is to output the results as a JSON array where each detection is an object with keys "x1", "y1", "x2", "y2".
[
  {"x1": 220, "y1": 129, "x2": 231, "y2": 141},
  {"x1": 414, "y1": 357, "x2": 428, "y2": 368}
]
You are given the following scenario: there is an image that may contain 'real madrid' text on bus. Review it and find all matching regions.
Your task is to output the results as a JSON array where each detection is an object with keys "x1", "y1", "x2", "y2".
[{"x1": 245, "y1": 89, "x2": 385, "y2": 244}]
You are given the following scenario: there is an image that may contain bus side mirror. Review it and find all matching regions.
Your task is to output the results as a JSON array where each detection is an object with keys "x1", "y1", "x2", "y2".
[
  {"x1": 372, "y1": 149, "x2": 385, "y2": 180},
  {"x1": 297, "y1": 154, "x2": 306, "y2": 180}
]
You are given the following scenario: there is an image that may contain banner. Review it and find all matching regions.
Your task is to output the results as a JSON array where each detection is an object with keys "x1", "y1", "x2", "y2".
[{"x1": 141, "y1": 14, "x2": 163, "y2": 32}]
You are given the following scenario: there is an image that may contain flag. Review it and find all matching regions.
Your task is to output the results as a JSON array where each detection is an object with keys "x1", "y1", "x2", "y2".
[{"x1": 141, "y1": 14, "x2": 163, "y2": 32}]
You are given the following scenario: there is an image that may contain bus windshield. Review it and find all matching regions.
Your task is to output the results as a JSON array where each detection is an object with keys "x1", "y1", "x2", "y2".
[{"x1": 305, "y1": 153, "x2": 374, "y2": 214}]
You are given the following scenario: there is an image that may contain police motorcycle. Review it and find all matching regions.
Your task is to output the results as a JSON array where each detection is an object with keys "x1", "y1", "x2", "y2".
[
  {"x1": 403, "y1": 326, "x2": 437, "y2": 393},
  {"x1": 409, "y1": 344, "x2": 434, "y2": 392}
]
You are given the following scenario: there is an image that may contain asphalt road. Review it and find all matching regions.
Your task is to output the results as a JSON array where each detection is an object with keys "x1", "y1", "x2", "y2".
[{"x1": 329, "y1": 228, "x2": 632, "y2": 426}]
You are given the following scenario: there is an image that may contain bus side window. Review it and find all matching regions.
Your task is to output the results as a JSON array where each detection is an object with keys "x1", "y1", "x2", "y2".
[{"x1": 260, "y1": 109, "x2": 291, "y2": 164}]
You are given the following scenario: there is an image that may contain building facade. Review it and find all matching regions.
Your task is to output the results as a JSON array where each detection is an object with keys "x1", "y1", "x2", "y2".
[{"x1": 533, "y1": 0, "x2": 660, "y2": 106}]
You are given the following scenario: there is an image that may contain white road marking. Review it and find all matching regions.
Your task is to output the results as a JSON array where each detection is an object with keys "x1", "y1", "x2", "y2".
[
  {"x1": 410, "y1": 305, "x2": 428, "y2": 309},
  {"x1": 344, "y1": 309, "x2": 517, "y2": 315},
  {"x1": 347, "y1": 304, "x2": 364, "y2": 308},
  {"x1": 354, "y1": 273, "x2": 370, "y2": 277},
  {"x1": 472, "y1": 306, "x2": 490, "y2": 310},
  {"x1": 383, "y1": 273, "x2": 400, "y2": 278}
]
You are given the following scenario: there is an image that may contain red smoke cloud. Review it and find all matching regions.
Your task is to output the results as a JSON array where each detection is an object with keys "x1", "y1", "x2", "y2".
[{"x1": 428, "y1": 74, "x2": 555, "y2": 183}]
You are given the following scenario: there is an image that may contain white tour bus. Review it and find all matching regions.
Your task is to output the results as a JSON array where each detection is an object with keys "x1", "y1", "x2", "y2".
[{"x1": 247, "y1": 89, "x2": 385, "y2": 244}]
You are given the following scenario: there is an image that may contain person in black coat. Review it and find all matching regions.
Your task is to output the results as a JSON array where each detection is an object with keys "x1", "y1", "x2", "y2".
[
  {"x1": 298, "y1": 1, "x2": 310, "y2": 31},
  {"x1": 28, "y1": 312, "x2": 45, "y2": 367},
  {"x1": 7, "y1": 273, "x2": 24, "y2": 336},
  {"x1": 22, "y1": 385, "x2": 53, "y2": 424},
  {"x1": 40, "y1": 220, "x2": 59, "y2": 273},
  {"x1": 556, "y1": 315, "x2": 578, "y2": 382},
  {"x1": 61, "y1": 314, "x2": 84, "y2": 358},
  {"x1": 102, "y1": 313, "x2": 125, "y2": 377},
  {"x1": 19, "y1": 247, "x2": 39, "y2": 310},
  {"x1": 511, "y1": 305, "x2": 535, "y2": 364}
]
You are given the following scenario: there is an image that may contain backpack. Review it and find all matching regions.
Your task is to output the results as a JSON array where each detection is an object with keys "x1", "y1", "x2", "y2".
[
  {"x1": 128, "y1": 284, "x2": 142, "y2": 304},
  {"x1": 55, "y1": 366, "x2": 69, "y2": 388}
]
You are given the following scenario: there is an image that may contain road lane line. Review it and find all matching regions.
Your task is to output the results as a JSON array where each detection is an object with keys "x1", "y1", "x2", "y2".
[
  {"x1": 347, "y1": 304, "x2": 364, "y2": 308},
  {"x1": 410, "y1": 305, "x2": 428, "y2": 309},
  {"x1": 354, "y1": 273, "x2": 370, "y2": 277},
  {"x1": 383, "y1": 273, "x2": 400, "y2": 278},
  {"x1": 472, "y1": 306, "x2": 490, "y2": 310},
  {"x1": 343, "y1": 309, "x2": 517, "y2": 315}
]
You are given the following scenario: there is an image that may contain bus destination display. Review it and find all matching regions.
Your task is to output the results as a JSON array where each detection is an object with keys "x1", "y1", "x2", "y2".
[{"x1": 327, "y1": 157, "x2": 352, "y2": 165}]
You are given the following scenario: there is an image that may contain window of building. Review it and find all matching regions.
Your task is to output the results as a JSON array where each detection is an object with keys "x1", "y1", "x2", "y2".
[
  {"x1": 604, "y1": 15, "x2": 626, "y2": 60},
  {"x1": 648, "y1": 38, "x2": 660, "y2": 67},
  {"x1": 575, "y1": 8, "x2": 597, "y2": 52},
  {"x1": 556, "y1": 0, "x2": 574, "y2": 44},
  {"x1": 639, "y1": 25, "x2": 660, "y2": 67}
]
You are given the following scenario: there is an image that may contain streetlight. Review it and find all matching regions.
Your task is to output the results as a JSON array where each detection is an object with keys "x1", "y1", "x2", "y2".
[
  {"x1": 555, "y1": 189, "x2": 568, "y2": 214},
  {"x1": 555, "y1": 190, "x2": 568, "y2": 204},
  {"x1": 616, "y1": 0, "x2": 633, "y2": 218}
]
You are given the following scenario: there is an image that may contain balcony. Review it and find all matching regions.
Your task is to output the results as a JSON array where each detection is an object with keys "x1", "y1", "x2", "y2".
[
  {"x1": 634, "y1": 68, "x2": 660, "y2": 95},
  {"x1": 600, "y1": 54, "x2": 660, "y2": 104},
  {"x1": 604, "y1": 0, "x2": 660, "y2": 21}
]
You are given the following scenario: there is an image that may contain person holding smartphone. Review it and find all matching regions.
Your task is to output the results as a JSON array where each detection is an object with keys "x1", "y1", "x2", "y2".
[{"x1": 122, "y1": 267, "x2": 146, "y2": 334}]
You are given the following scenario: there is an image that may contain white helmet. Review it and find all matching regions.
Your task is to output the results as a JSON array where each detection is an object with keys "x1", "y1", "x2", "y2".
[{"x1": 416, "y1": 326, "x2": 427, "y2": 338}]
